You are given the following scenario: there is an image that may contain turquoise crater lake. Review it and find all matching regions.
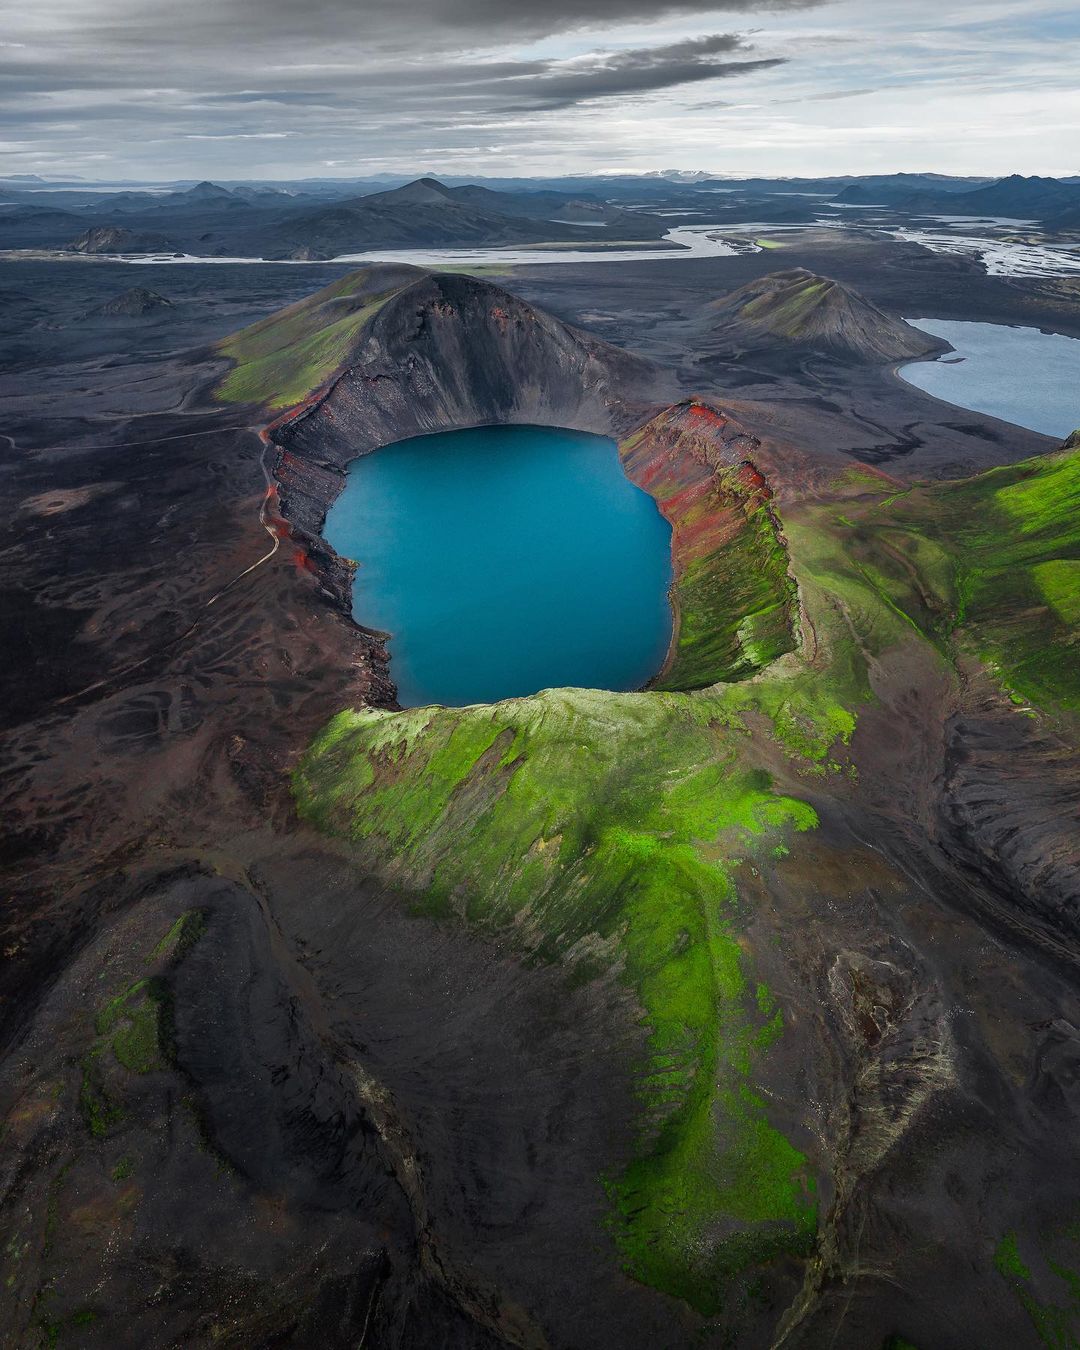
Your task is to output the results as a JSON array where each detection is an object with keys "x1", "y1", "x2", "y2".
[{"x1": 324, "y1": 425, "x2": 674, "y2": 707}]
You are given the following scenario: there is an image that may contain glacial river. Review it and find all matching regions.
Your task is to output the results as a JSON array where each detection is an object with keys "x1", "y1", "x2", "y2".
[
  {"x1": 899, "y1": 318, "x2": 1080, "y2": 437},
  {"x1": 324, "y1": 424, "x2": 674, "y2": 707},
  {"x1": 16, "y1": 215, "x2": 1080, "y2": 280},
  {"x1": 115, "y1": 224, "x2": 747, "y2": 267}
]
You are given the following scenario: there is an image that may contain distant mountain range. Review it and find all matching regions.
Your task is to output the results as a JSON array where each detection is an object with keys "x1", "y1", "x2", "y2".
[
  {"x1": 0, "y1": 170, "x2": 1077, "y2": 260},
  {"x1": 835, "y1": 173, "x2": 1080, "y2": 222},
  {"x1": 248, "y1": 178, "x2": 667, "y2": 260},
  {"x1": 0, "y1": 175, "x2": 672, "y2": 259}
]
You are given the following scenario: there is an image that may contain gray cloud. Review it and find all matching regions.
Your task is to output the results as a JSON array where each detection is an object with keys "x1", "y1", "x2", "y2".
[
  {"x1": 65, "y1": 0, "x2": 826, "y2": 48},
  {"x1": 0, "y1": 27, "x2": 789, "y2": 120},
  {"x1": 769, "y1": 86, "x2": 877, "y2": 104},
  {"x1": 499, "y1": 44, "x2": 788, "y2": 110},
  {"x1": 0, "y1": 0, "x2": 824, "y2": 175}
]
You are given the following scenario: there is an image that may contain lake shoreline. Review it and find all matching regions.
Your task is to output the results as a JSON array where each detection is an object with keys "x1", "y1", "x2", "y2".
[
  {"x1": 897, "y1": 317, "x2": 1080, "y2": 437},
  {"x1": 323, "y1": 425, "x2": 674, "y2": 708}
]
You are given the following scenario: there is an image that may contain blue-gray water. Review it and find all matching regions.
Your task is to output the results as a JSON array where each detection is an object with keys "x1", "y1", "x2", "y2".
[
  {"x1": 324, "y1": 425, "x2": 673, "y2": 707},
  {"x1": 899, "y1": 318, "x2": 1080, "y2": 437}
]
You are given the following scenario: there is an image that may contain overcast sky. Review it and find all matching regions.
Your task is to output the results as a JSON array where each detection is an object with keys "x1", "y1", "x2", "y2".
[{"x1": 2, "y1": 0, "x2": 1079, "y2": 180}]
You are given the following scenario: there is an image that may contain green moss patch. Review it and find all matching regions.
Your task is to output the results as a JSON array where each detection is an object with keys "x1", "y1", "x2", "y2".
[
  {"x1": 994, "y1": 1226, "x2": 1080, "y2": 1348},
  {"x1": 856, "y1": 445, "x2": 1080, "y2": 712},
  {"x1": 95, "y1": 979, "x2": 166, "y2": 1075},
  {"x1": 655, "y1": 497, "x2": 797, "y2": 692},
  {"x1": 78, "y1": 910, "x2": 207, "y2": 1138},
  {"x1": 215, "y1": 267, "x2": 416, "y2": 409},
  {"x1": 297, "y1": 690, "x2": 819, "y2": 1312}
]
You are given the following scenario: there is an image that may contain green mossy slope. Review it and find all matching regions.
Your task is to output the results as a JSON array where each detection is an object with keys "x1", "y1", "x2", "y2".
[
  {"x1": 215, "y1": 266, "x2": 422, "y2": 409},
  {"x1": 710, "y1": 268, "x2": 936, "y2": 361},
  {"x1": 295, "y1": 690, "x2": 821, "y2": 1313},
  {"x1": 286, "y1": 316, "x2": 1080, "y2": 1320},
  {"x1": 837, "y1": 445, "x2": 1080, "y2": 713},
  {"x1": 618, "y1": 405, "x2": 799, "y2": 692},
  {"x1": 656, "y1": 495, "x2": 796, "y2": 692}
]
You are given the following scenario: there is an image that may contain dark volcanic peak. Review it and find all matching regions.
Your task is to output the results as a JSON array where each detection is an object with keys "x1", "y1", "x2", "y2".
[
  {"x1": 710, "y1": 267, "x2": 942, "y2": 363},
  {"x1": 941, "y1": 173, "x2": 1080, "y2": 217},
  {"x1": 89, "y1": 286, "x2": 174, "y2": 318},
  {"x1": 832, "y1": 172, "x2": 1080, "y2": 219},
  {"x1": 890, "y1": 172, "x2": 1080, "y2": 219},
  {"x1": 269, "y1": 269, "x2": 668, "y2": 465},
  {"x1": 361, "y1": 176, "x2": 456, "y2": 206},
  {"x1": 68, "y1": 224, "x2": 173, "y2": 254},
  {"x1": 251, "y1": 177, "x2": 666, "y2": 260},
  {"x1": 181, "y1": 180, "x2": 235, "y2": 200}
]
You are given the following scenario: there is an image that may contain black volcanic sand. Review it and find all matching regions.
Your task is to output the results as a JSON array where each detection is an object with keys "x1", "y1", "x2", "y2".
[
  {"x1": 1, "y1": 240, "x2": 1079, "y2": 1347},
  {"x1": 501, "y1": 229, "x2": 1074, "y2": 476}
]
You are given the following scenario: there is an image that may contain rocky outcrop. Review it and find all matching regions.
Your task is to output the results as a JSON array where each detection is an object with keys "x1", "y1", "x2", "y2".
[
  {"x1": 87, "y1": 286, "x2": 173, "y2": 318},
  {"x1": 69, "y1": 224, "x2": 173, "y2": 254},
  {"x1": 709, "y1": 268, "x2": 943, "y2": 363}
]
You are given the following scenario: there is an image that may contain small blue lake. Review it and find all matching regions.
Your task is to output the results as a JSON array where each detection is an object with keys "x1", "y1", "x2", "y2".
[
  {"x1": 899, "y1": 318, "x2": 1080, "y2": 437},
  {"x1": 324, "y1": 424, "x2": 673, "y2": 707}
]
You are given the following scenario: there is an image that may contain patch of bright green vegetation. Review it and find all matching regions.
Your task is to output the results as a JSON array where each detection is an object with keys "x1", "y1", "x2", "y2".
[
  {"x1": 110, "y1": 1156, "x2": 134, "y2": 1183},
  {"x1": 858, "y1": 446, "x2": 1080, "y2": 712},
  {"x1": 215, "y1": 268, "x2": 414, "y2": 409},
  {"x1": 151, "y1": 908, "x2": 206, "y2": 962},
  {"x1": 655, "y1": 479, "x2": 798, "y2": 692},
  {"x1": 997, "y1": 1231, "x2": 1034, "y2": 1281},
  {"x1": 755, "y1": 238, "x2": 785, "y2": 250},
  {"x1": 96, "y1": 978, "x2": 165, "y2": 1075},
  {"x1": 296, "y1": 690, "x2": 819, "y2": 1313},
  {"x1": 1033, "y1": 560, "x2": 1080, "y2": 627},
  {"x1": 994, "y1": 1226, "x2": 1080, "y2": 1348}
]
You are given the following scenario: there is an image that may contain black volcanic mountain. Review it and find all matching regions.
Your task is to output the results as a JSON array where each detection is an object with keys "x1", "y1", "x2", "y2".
[
  {"x1": 845, "y1": 172, "x2": 1080, "y2": 219},
  {"x1": 413, "y1": 179, "x2": 648, "y2": 228},
  {"x1": 39, "y1": 177, "x2": 669, "y2": 261},
  {"x1": 708, "y1": 268, "x2": 942, "y2": 362},
  {"x1": 937, "y1": 173, "x2": 1080, "y2": 217},
  {"x1": 248, "y1": 177, "x2": 667, "y2": 260},
  {"x1": 180, "y1": 180, "x2": 236, "y2": 201}
]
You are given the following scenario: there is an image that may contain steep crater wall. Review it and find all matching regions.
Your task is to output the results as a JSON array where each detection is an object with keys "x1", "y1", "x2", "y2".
[{"x1": 267, "y1": 270, "x2": 798, "y2": 703}]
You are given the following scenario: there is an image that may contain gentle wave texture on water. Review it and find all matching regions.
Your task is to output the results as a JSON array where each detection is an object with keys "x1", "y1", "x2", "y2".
[
  {"x1": 900, "y1": 318, "x2": 1080, "y2": 436},
  {"x1": 324, "y1": 425, "x2": 674, "y2": 707}
]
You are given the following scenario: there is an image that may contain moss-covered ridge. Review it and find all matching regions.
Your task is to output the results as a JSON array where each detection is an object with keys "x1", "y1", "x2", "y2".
[
  {"x1": 295, "y1": 690, "x2": 820, "y2": 1314},
  {"x1": 709, "y1": 268, "x2": 939, "y2": 363},
  {"x1": 619, "y1": 401, "x2": 799, "y2": 690},
  {"x1": 215, "y1": 264, "x2": 425, "y2": 408},
  {"x1": 293, "y1": 433, "x2": 1080, "y2": 1319},
  {"x1": 832, "y1": 442, "x2": 1080, "y2": 713}
]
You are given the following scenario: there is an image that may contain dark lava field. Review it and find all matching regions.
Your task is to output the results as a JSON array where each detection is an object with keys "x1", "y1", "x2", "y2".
[{"x1": 2, "y1": 220, "x2": 1080, "y2": 1350}]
